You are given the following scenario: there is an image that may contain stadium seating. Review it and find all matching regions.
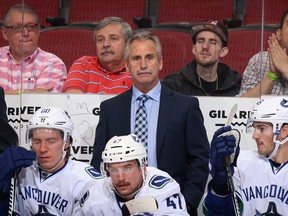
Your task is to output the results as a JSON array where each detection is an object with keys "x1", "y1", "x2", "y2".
[
  {"x1": 68, "y1": 0, "x2": 148, "y2": 29},
  {"x1": 155, "y1": 0, "x2": 237, "y2": 30},
  {"x1": 221, "y1": 27, "x2": 274, "y2": 75},
  {"x1": 244, "y1": 0, "x2": 288, "y2": 27},
  {"x1": 38, "y1": 26, "x2": 96, "y2": 70}
]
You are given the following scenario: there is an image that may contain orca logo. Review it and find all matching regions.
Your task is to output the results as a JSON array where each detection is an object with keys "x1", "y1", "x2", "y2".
[
  {"x1": 280, "y1": 98, "x2": 288, "y2": 108},
  {"x1": 85, "y1": 166, "x2": 103, "y2": 179},
  {"x1": 149, "y1": 175, "x2": 172, "y2": 189}
]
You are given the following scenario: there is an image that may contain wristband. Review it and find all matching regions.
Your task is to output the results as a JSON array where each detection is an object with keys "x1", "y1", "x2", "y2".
[
  {"x1": 17, "y1": 90, "x2": 24, "y2": 95},
  {"x1": 266, "y1": 71, "x2": 279, "y2": 81}
]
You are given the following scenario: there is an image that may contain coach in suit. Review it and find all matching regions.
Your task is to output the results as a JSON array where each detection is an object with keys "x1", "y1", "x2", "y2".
[{"x1": 91, "y1": 31, "x2": 209, "y2": 215}]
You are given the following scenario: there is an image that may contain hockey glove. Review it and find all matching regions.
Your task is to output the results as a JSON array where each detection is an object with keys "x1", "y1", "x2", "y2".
[
  {"x1": 210, "y1": 126, "x2": 240, "y2": 194},
  {"x1": 0, "y1": 146, "x2": 36, "y2": 194}
]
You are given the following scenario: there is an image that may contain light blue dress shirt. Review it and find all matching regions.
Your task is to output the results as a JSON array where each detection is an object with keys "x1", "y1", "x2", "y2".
[{"x1": 130, "y1": 81, "x2": 161, "y2": 167}]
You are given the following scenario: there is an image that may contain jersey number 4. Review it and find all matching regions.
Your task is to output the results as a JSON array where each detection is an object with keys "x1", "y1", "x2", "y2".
[{"x1": 166, "y1": 194, "x2": 183, "y2": 209}]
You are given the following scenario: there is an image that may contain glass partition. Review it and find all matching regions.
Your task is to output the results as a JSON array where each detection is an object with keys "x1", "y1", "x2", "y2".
[{"x1": 4, "y1": 0, "x2": 276, "y2": 146}]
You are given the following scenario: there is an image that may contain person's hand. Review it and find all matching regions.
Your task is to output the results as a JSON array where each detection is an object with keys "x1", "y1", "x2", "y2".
[
  {"x1": 268, "y1": 33, "x2": 288, "y2": 79},
  {"x1": 0, "y1": 146, "x2": 36, "y2": 181},
  {"x1": 31, "y1": 84, "x2": 55, "y2": 92},
  {"x1": 210, "y1": 126, "x2": 240, "y2": 194}
]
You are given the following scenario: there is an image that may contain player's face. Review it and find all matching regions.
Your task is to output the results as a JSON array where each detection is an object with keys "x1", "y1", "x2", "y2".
[
  {"x1": 31, "y1": 128, "x2": 66, "y2": 172},
  {"x1": 252, "y1": 122, "x2": 275, "y2": 156},
  {"x1": 2, "y1": 11, "x2": 40, "y2": 61},
  {"x1": 95, "y1": 22, "x2": 126, "y2": 70},
  {"x1": 126, "y1": 39, "x2": 162, "y2": 94},
  {"x1": 192, "y1": 31, "x2": 227, "y2": 67},
  {"x1": 109, "y1": 160, "x2": 143, "y2": 198}
]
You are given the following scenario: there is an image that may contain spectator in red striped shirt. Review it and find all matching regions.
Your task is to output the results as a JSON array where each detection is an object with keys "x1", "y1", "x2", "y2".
[{"x1": 63, "y1": 17, "x2": 133, "y2": 94}]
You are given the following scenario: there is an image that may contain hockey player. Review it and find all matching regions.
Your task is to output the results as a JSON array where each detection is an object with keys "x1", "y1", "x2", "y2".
[
  {"x1": 203, "y1": 97, "x2": 288, "y2": 215},
  {"x1": 13, "y1": 107, "x2": 102, "y2": 215},
  {"x1": 77, "y1": 134, "x2": 189, "y2": 215}
]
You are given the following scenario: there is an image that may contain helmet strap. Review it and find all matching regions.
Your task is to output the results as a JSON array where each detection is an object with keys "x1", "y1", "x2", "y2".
[{"x1": 267, "y1": 134, "x2": 288, "y2": 159}]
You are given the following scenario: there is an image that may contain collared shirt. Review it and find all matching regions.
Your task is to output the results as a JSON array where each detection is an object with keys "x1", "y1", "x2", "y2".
[
  {"x1": 131, "y1": 81, "x2": 161, "y2": 167},
  {"x1": 63, "y1": 56, "x2": 133, "y2": 94},
  {"x1": 239, "y1": 51, "x2": 288, "y2": 96},
  {"x1": 0, "y1": 46, "x2": 66, "y2": 92}
]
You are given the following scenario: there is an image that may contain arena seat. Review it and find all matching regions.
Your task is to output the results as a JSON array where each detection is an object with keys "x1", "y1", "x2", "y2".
[
  {"x1": 221, "y1": 27, "x2": 274, "y2": 75},
  {"x1": 68, "y1": 0, "x2": 148, "y2": 29},
  {"x1": 155, "y1": 0, "x2": 236, "y2": 30},
  {"x1": 244, "y1": 0, "x2": 288, "y2": 27},
  {"x1": 39, "y1": 26, "x2": 96, "y2": 70}
]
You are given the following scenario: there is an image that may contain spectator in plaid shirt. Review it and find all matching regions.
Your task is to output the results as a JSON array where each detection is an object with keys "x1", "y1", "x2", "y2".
[
  {"x1": 239, "y1": 10, "x2": 288, "y2": 97},
  {"x1": 0, "y1": 4, "x2": 66, "y2": 94}
]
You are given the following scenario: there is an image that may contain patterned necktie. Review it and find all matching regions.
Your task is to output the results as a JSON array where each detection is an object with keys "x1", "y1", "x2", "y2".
[{"x1": 134, "y1": 94, "x2": 150, "y2": 149}]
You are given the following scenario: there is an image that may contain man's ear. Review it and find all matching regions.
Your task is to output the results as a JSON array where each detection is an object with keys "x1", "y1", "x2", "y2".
[
  {"x1": 192, "y1": 45, "x2": 196, "y2": 56},
  {"x1": 1, "y1": 28, "x2": 8, "y2": 41},
  {"x1": 64, "y1": 140, "x2": 71, "y2": 150},
  {"x1": 220, "y1": 47, "x2": 229, "y2": 58},
  {"x1": 280, "y1": 125, "x2": 288, "y2": 138}
]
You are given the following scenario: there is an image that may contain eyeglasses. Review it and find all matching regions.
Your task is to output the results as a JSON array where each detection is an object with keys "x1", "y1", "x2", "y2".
[{"x1": 4, "y1": 23, "x2": 39, "y2": 33}]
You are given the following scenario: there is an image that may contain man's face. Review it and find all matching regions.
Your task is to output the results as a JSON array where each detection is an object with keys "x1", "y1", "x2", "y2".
[
  {"x1": 31, "y1": 128, "x2": 66, "y2": 172},
  {"x1": 95, "y1": 23, "x2": 126, "y2": 70},
  {"x1": 2, "y1": 11, "x2": 40, "y2": 61},
  {"x1": 252, "y1": 122, "x2": 275, "y2": 156},
  {"x1": 109, "y1": 160, "x2": 143, "y2": 198},
  {"x1": 126, "y1": 39, "x2": 162, "y2": 93},
  {"x1": 192, "y1": 31, "x2": 227, "y2": 67}
]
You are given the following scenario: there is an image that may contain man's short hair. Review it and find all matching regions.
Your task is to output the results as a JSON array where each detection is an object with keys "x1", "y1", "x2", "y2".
[
  {"x1": 3, "y1": 4, "x2": 39, "y2": 26},
  {"x1": 94, "y1": 17, "x2": 132, "y2": 43}
]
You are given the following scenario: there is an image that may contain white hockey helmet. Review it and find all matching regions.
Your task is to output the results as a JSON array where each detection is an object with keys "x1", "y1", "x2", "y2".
[
  {"x1": 247, "y1": 97, "x2": 288, "y2": 158},
  {"x1": 101, "y1": 134, "x2": 147, "y2": 177},
  {"x1": 26, "y1": 107, "x2": 74, "y2": 145},
  {"x1": 247, "y1": 97, "x2": 288, "y2": 134},
  {"x1": 102, "y1": 134, "x2": 147, "y2": 165}
]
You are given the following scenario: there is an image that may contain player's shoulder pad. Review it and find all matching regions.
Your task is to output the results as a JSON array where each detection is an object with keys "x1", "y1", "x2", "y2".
[
  {"x1": 148, "y1": 175, "x2": 173, "y2": 189},
  {"x1": 85, "y1": 166, "x2": 103, "y2": 179}
]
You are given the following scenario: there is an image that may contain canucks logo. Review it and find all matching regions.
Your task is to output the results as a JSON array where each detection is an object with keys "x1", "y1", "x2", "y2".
[
  {"x1": 149, "y1": 175, "x2": 172, "y2": 189},
  {"x1": 34, "y1": 205, "x2": 57, "y2": 215},
  {"x1": 280, "y1": 98, "x2": 288, "y2": 108},
  {"x1": 85, "y1": 166, "x2": 103, "y2": 179},
  {"x1": 255, "y1": 202, "x2": 282, "y2": 216}
]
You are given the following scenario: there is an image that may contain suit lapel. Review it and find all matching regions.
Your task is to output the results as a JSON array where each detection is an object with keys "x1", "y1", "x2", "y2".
[
  {"x1": 119, "y1": 89, "x2": 132, "y2": 133},
  {"x1": 157, "y1": 86, "x2": 174, "y2": 157}
]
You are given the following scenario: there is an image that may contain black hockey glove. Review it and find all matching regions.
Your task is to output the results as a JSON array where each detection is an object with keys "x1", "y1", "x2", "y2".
[
  {"x1": 210, "y1": 126, "x2": 240, "y2": 195},
  {"x1": 0, "y1": 146, "x2": 36, "y2": 195}
]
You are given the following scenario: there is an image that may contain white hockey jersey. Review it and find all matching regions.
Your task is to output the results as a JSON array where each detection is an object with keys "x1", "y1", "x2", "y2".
[
  {"x1": 234, "y1": 150, "x2": 288, "y2": 215},
  {"x1": 76, "y1": 166, "x2": 189, "y2": 216},
  {"x1": 14, "y1": 159, "x2": 102, "y2": 215}
]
